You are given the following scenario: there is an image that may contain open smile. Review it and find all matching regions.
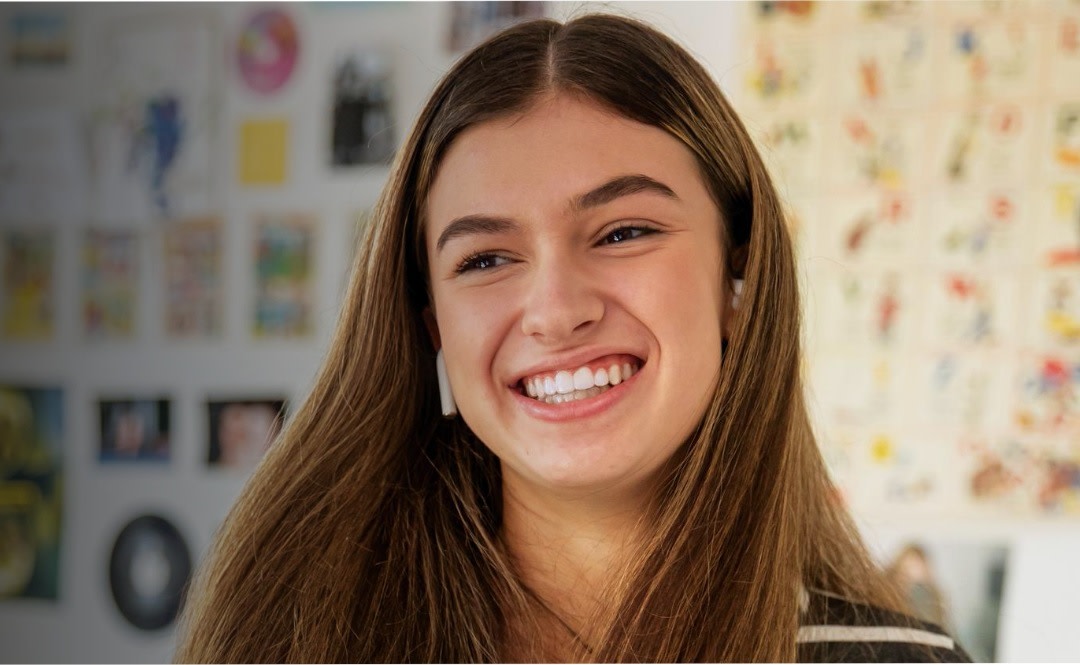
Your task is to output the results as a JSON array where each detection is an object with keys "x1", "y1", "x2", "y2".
[{"x1": 515, "y1": 354, "x2": 644, "y2": 405}]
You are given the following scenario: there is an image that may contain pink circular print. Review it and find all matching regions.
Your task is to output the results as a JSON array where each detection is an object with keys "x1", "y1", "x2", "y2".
[{"x1": 237, "y1": 9, "x2": 299, "y2": 94}]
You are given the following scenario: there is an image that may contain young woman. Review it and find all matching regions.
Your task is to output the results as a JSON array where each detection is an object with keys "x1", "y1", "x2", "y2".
[{"x1": 176, "y1": 14, "x2": 970, "y2": 663}]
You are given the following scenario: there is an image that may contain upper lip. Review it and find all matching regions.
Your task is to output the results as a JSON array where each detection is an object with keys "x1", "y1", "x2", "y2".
[{"x1": 507, "y1": 346, "x2": 647, "y2": 387}]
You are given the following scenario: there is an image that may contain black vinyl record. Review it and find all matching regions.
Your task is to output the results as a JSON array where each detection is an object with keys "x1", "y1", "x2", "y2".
[{"x1": 108, "y1": 514, "x2": 192, "y2": 631}]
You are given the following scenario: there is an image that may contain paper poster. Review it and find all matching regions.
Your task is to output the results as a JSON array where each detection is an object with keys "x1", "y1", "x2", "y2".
[
  {"x1": 98, "y1": 398, "x2": 171, "y2": 463},
  {"x1": 1049, "y1": 14, "x2": 1080, "y2": 98},
  {"x1": 1029, "y1": 269, "x2": 1080, "y2": 346},
  {"x1": 836, "y1": 23, "x2": 930, "y2": 108},
  {"x1": 0, "y1": 110, "x2": 85, "y2": 221},
  {"x1": 817, "y1": 189, "x2": 915, "y2": 266},
  {"x1": 330, "y1": 50, "x2": 394, "y2": 166},
  {"x1": 163, "y1": 218, "x2": 223, "y2": 339},
  {"x1": 939, "y1": 19, "x2": 1035, "y2": 102},
  {"x1": 828, "y1": 111, "x2": 924, "y2": 190},
  {"x1": 238, "y1": 118, "x2": 288, "y2": 186},
  {"x1": 928, "y1": 188, "x2": 1026, "y2": 268},
  {"x1": 0, "y1": 386, "x2": 63, "y2": 600},
  {"x1": 961, "y1": 434, "x2": 1080, "y2": 515},
  {"x1": 1013, "y1": 353, "x2": 1080, "y2": 434},
  {"x1": 236, "y1": 9, "x2": 299, "y2": 95},
  {"x1": 1046, "y1": 102, "x2": 1080, "y2": 178},
  {"x1": 809, "y1": 266, "x2": 911, "y2": 350},
  {"x1": 446, "y1": 1, "x2": 546, "y2": 53},
  {"x1": 742, "y1": 33, "x2": 820, "y2": 110},
  {"x1": 253, "y1": 213, "x2": 314, "y2": 338},
  {"x1": 920, "y1": 271, "x2": 1018, "y2": 347},
  {"x1": 206, "y1": 398, "x2": 286, "y2": 469},
  {"x1": 910, "y1": 351, "x2": 1013, "y2": 431},
  {"x1": 7, "y1": 11, "x2": 69, "y2": 67},
  {"x1": 748, "y1": 113, "x2": 821, "y2": 193},
  {"x1": 932, "y1": 104, "x2": 1033, "y2": 185},
  {"x1": 82, "y1": 229, "x2": 138, "y2": 340},
  {"x1": 88, "y1": 16, "x2": 215, "y2": 222},
  {"x1": 1, "y1": 229, "x2": 54, "y2": 340},
  {"x1": 1036, "y1": 183, "x2": 1080, "y2": 265},
  {"x1": 808, "y1": 352, "x2": 906, "y2": 429}
]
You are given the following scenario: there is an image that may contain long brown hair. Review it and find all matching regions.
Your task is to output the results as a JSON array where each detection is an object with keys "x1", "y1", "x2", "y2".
[{"x1": 175, "y1": 14, "x2": 899, "y2": 662}]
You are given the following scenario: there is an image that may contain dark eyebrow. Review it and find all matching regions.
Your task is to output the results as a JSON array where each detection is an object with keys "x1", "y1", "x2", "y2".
[
  {"x1": 435, "y1": 215, "x2": 517, "y2": 253},
  {"x1": 434, "y1": 174, "x2": 678, "y2": 253},
  {"x1": 572, "y1": 174, "x2": 679, "y2": 211}
]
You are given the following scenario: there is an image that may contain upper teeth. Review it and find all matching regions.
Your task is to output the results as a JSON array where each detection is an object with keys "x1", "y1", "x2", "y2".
[{"x1": 522, "y1": 362, "x2": 638, "y2": 399}]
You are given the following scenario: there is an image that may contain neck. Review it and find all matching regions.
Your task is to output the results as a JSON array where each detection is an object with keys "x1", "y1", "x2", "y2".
[{"x1": 500, "y1": 470, "x2": 652, "y2": 646}]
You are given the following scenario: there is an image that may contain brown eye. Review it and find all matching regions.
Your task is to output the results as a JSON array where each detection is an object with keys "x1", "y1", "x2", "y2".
[
  {"x1": 456, "y1": 252, "x2": 510, "y2": 274},
  {"x1": 599, "y1": 225, "x2": 654, "y2": 245}
]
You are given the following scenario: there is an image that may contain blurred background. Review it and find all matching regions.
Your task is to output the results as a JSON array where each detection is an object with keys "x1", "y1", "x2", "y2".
[{"x1": 0, "y1": 1, "x2": 1076, "y2": 662}]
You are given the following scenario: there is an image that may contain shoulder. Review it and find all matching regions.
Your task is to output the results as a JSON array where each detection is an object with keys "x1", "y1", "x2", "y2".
[{"x1": 797, "y1": 588, "x2": 972, "y2": 663}]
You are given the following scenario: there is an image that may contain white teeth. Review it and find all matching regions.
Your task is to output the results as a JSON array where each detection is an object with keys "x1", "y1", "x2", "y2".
[
  {"x1": 573, "y1": 366, "x2": 593, "y2": 390},
  {"x1": 521, "y1": 360, "x2": 641, "y2": 402},
  {"x1": 555, "y1": 370, "x2": 574, "y2": 394},
  {"x1": 543, "y1": 376, "x2": 556, "y2": 395},
  {"x1": 609, "y1": 364, "x2": 622, "y2": 385}
]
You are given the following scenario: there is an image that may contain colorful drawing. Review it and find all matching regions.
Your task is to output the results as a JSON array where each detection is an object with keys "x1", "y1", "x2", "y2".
[
  {"x1": 1036, "y1": 183, "x2": 1080, "y2": 264},
  {"x1": 743, "y1": 34, "x2": 818, "y2": 108},
  {"x1": 930, "y1": 189, "x2": 1025, "y2": 268},
  {"x1": 253, "y1": 213, "x2": 314, "y2": 338},
  {"x1": 912, "y1": 351, "x2": 1012, "y2": 431},
  {"x1": 330, "y1": 50, "x2": 395, "y2": 166},
  {"x1": 82, "y1": 229, "x2": 138, "y2": 340},
  {"x1": 922, "y1": 272, "x2": 1017, "y2": 347},
  {"x1": 0, "y1": 386, "x2": 63, "y2": 600},
  {"x1": 830, "y1": 112, "x2": 923, "y2": 189},
  {"x1": 837, "y1": 24, "x2": 929, "y2": 107},
  {"x1": 1048, "y1": 103, "x2": 1080, "y2": 177},
  {"x1": 238, "y1": 118, "x2": 288, "y2": 186},
  {"x1": 236, "y1": 9, "x2": 299, "y2": 95},
  {"x1": 1, "y1": 229, "x2": 54, "y2": 340},
  {"x1": 98, "y1": 398, "x2": 170, "y2": 463},
  {"x1": 1049, "y1": 14, "x2": 1080, "y2": 97},
  {"x1": 1013, "y1": 354, "x2": 1080, "y2": 432},
  {"x1": 163, "y1": 218, "x2": 223, "y2": 338},
  {"x1": 818, "y1": 189, "x2": 914, "y2": 266},
  {"x1": 934, "y1": 104, "x2": 1033, "y2": 184},
  {"x1": 88, "y1": 17, "x2": 215, "y2": 222},
  {"x1": 809, "y1": 267, "x2": 910, "y2": 349},
  {"x1": 940, "y1": 19, "x2": 1033, "y2": 102}
]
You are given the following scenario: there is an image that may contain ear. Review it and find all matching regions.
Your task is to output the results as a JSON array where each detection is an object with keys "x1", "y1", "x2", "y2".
[{"x1": 421, "y1": 307, "x2": 441, "y2": 351}]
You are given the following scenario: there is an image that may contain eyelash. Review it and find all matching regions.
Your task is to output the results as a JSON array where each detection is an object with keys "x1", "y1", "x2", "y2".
[{"x1": 453, "y1": 224, "x2": 658, "y2": 274}]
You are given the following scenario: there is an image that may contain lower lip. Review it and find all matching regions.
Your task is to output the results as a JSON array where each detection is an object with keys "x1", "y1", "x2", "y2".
[{"x1": 510, "y1": 370, "x2": 640, "y2": 422}]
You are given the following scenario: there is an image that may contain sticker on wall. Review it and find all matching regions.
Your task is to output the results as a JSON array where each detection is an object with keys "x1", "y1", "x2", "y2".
[
  {"x1": 206, "y1": 398, "x2": 286, "y2": 470},
  {"x1": 163, "y1": 217, "x2": 223, "y2": 339},
  {"x1": 253, "y1": 213, "x2": 314, "y2": 338},
  {"x1": 330, "y1": 50, "x2": 394, "y2": 166},
  {"x1": 1, "y1": 228, "x2": 55, "y2": 340},
  {"x1": 7, "y1": 11, "x2": 70, "y2": 67},
  {"x1": 98, "y1": 398, "x2": 171, "y2": 463},
  {"x1": 0, "y1": 386, "x2": 63, "y2": 600},
  {"x1": 108, "y1": 514, "x2": 191, "y2": 631},
  {"x1": 236, "y1": 8, "x2": 299, "y2": 95},
  {"x1": 88, "y1": 16, "x2": 216, "y2": 223},
  {"x1": 82, "y1": 229, "x2": 138, "y2": 340},
  {"x1": 238, "y1": 117, "x2": 288, "y2": 186}
]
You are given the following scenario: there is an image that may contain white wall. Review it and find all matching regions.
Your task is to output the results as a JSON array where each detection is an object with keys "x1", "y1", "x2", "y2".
[{"x1": 0, "y1": 2, "x2": 1076, "y2": 662}]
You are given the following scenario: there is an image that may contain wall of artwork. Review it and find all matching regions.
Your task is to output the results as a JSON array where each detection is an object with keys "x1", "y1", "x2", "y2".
[{"x1": 0, "y1": 2, "x2": 1075, "y2": 662}]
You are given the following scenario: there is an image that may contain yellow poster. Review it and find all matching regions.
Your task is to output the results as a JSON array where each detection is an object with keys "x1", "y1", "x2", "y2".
[{"x1": 238, "y1": 117, "x2": 288, "y2": 186}]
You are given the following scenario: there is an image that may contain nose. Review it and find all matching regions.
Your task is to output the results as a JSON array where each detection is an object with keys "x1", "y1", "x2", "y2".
[{"x1": 519, "y1": 254, "x2": 604, "y2": 344}]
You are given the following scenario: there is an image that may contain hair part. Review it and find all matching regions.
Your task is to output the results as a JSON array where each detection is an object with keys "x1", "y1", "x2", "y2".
[{"x1": 176, "y1": 14, "x2": 901, "y2": 663}]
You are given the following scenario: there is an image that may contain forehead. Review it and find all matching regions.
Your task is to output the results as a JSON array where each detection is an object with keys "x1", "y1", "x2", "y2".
[{"x1": 425, "y1": 94, "x2": 711, "y2": 230}]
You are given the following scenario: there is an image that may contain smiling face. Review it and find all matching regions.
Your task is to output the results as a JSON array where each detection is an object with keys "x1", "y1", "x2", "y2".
[{"x1": 425, "y1": 93, "x2": 728, "y2": 502}]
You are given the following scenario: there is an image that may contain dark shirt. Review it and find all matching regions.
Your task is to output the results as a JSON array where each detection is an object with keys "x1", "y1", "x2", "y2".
[{"x1": 798, "y1": 589, "x2": 973, "y2": 663}]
